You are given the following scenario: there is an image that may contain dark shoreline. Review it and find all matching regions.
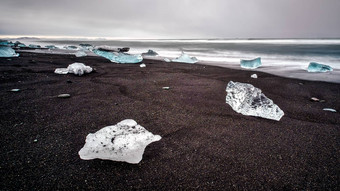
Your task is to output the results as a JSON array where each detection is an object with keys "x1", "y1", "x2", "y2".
[{"x1": 0, "y1": 52, "x2": 339, "y2": 190}]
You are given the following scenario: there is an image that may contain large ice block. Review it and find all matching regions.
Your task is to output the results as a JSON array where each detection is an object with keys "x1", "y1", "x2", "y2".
[
  {"x1": 172, "y1": 52, "x2": 198, "y2": 64},
  {"x1": 226, "y1": 81, "x2": 284, "y2": 121},
  {"x1": 78, "y1": 119, "x2": 162, "y2": 164},
  {"x1": 240, "y1": 57, "x2": 261, "y2": 69},
  {"x1": 93, "y1": 49, "x2": 142, "y2": 63},
  {"x1": 307, "y1": 62, "x2": 333, "y2": 72},
  {"x1": 0, "y1": 46, "x2": 19, "y2": 57}
]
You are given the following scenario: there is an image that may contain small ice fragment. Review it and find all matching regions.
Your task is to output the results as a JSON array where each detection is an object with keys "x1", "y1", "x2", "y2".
[
  {"x1": 0, "y1": 46, "x2": 19, "y2": 57},
  {"x1": 226, "y1": 81, "x2": 284, "y2": 121},
  {"x1": 75, "y1": 51, "x2": 87, "y2": 57},
  {"x1": 58, "y1": 94, "x2": 71, "y2": 98},
  {"x1": 64, "y1": 45, "x2": 78, "y2": 50},
  {"x1": 164, "y1": 58, "x2": 171, "y2": 62},
  {"x1": 307, "y1": 62, "x2": 333, "y2": 73},
  {"x1": 10, "y1": 89, "x2": 20, "y2": 92},
  {"x1": 251, "y1": 74, "x2": 258, "y2": 78},
  {"x1": 162, "y1": 87, "x2": 170, "y2": 90},
  {"x1": 172, "y1": 52, "x2": 198, "y2": 64},
  {"x1": 142, "y1": 49, "x2": 158, "y2": 57},
  {"x1": 33, "y1": 139, "x2": 38, "y2": 142},
  {"x1": 140, "y1": 63, "x2": 146, "y2": 68},
  {"x1": 78, "y1": 119, "x2": 162, "y2": 164},
  {"x1": 240, "y1": 57, "x2": 261, "y2": 69},
  {"x1": 93, "y1": 49, "x2": 142, "y2": 63},
  {"x1": 54, "y1": 68, "x2": 69, "y2": 74},
  {"x1": 45, "y1": 45, "x2": 58, "y2": 49},
  {"x1": 323, "y1": 108, "x2": 336, "y2": 112},
  {"x1": 310, "y1": 97, "x2": 320, "y2": 102}
]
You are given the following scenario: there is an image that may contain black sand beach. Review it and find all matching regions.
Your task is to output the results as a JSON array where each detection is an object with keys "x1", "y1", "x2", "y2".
[{"x1": 0, "y1": 52, "x2": 339, "y2": 190}]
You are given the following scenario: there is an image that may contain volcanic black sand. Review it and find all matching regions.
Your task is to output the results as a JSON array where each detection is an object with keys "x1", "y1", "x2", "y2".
[{"x1": 0, "y1": 52, "x2": 339, "y2": 190}]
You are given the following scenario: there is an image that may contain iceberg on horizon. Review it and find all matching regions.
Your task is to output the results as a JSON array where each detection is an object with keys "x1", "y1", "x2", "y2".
[
  {"x1": 142, "y1": 49, "x2": 158, "y2": 57},
  {"x1": 54, "y1": 62, "x2": 93, "y2": 76},
  {"x1": 0, "y1": 46, "x2": 19, "y2": 57},
  {"x1": 93, "y1": 49, "x2": 142, "y2": 63},
  {"x1": 172, "y1": 52, "x2": 198, "y2": 64},
  {"x1": 240, "y1": 57, "x2": 261, "y2": 69},
  {"x1": 307, "y1": 62, "x2": 333, "y2": 73},
  {"x1": 226, "y1": 81, "x2": 284, "y2": 121},
  {"x1": 78, "y1": 119, "x2": 162, "y2": 164}
]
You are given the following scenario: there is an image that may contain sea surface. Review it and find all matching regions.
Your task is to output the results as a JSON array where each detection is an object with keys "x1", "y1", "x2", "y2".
[{"x1": 21, "y1": 38, "x2": 340, "y2": 83}]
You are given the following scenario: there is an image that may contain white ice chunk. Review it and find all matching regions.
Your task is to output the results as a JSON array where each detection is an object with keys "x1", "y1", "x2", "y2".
[
  {"x1": 54, "y1": 63, "x2": 93, "y2": 76},
  {"x1": 140, "y1": 63, "x2": 146, "y2": 68},
  {"x1": 172, "y1": 52, "x2": 198, "y2": 64},
  {"x1": 164, "y1": 58, "x2": 171, "y2": 62},
  {"x1": 226, "y1": 81, "x2": 284, "y2": 121},
  {"x1": 78, "y1": 119, "x2": 162, "y2": 164},
  {"x1": 75, "y1": 51, "x2": 87, "y2": 57},
  {"x1": 323, "y1": 108, "x2": 337, "y2": 112},
  {"x1": 251, "y1": 74, "x2": 258, "y2": 78}
]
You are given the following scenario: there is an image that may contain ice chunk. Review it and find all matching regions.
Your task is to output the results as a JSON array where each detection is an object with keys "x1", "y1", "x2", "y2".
[
  {"x1": 164, "y1": 58, "x2": 171, "y2": 62},
  {"x1": 78, "y1": 119, "x2": 162, "y2": 164},
  {"x1": 79, "y1": 43, "x2": 93, "y2": 50},
  {"x1": 54, "y1": 63, "x2": 93, "y2": 76},
  {"x1": 0, "y1": 46, "x2": 19, "y2": 57},
  {"x1": 240, "y1": 57, "x2": 261, "y2": 69},
  {"x1": 225, "y1": 81, "x2": 284, "y2": 121},
  {"x1": 64, "y1": 45, "x2": 78, "y2": 50},
  {"x1": 251, "y1": 74, "x2": 258, "y2": 78},
  {"x1": 93, "y1": 49, "x2": 143, "y2": 63},
  {"x1": 95, "y1": 45, "x2": 130, "y2": 52},
  {"x1": 45, "y1": 45, "x2": 58, "y2": 49},
  {"x1": 307, "y1": 62, "x2": 333, "y2": 72},
  {"x1": 323, "y1": 108, "x2": 336, "y2": 112},
  {"x1": 54, "y1": 68, "x2": 69, "y2": 74},
  {"x1": 142, "y1": 49, "x2": 158, "y2": 56},
  {"x1": 172, "y1": 52, "x2": 198, "y2": 64},
  {"x1": 140, "y1": 63, "x2": 146, "y2": 68},
  {"x1": 28, "y1": 44, "x2": 41, "y2": 49},
  {"x1": 75, "y1": 51, "x2": 87, "y2": 57}
]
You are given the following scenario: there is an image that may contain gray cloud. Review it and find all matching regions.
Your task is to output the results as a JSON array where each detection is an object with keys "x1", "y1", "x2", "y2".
[{"x1": 0, "y1": 0, "x2": 339, "y2": 38}]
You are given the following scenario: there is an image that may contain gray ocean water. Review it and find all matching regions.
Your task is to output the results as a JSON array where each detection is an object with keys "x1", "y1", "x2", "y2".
[{"x1": 32, "y1": 39, "x2": 340, "y2": 82}]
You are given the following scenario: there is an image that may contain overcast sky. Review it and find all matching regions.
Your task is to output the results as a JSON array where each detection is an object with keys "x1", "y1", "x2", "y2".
[{"x1": 0, "y1": 0, "x2": 339, "y2": 39}]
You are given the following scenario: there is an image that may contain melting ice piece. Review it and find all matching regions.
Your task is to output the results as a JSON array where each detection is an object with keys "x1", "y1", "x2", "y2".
[
  {"x1": 79, "y1": 43, "x2": 94, "y2": 50},
  {"x1": 164, "y1": 58, "x2": 171, "y2": 62},
  {"x1": 323, "y1": 108, "x2": 336, "y2": 112},
  {"x1": 78, "y1": 119, "x2": 162, "y2": 164},
  {"x1": 251, "y1": 74, "x2": 258, "y2": 78},
  {"x1": 240, "y1": 57, "x2": 261, "y2": 69},
  {"x1": 29, "y1": 44, "x2": 41, "y2": 49},
  {"x1": 93, "y1": 49, "x2": 143, "y2": 63},
  {"x1": 54, "y1": 63, "x2": 93, "y2": 76},
  {"x1": 307, "y1": 62, "x2": 333, "y2": 73},
  {"x1": 75, "y1": 51, "x2": 87, "y2": 57},
  {"x1": 45, "y1": 45, "x2": 58, "y2": 49},
  {"x1": 142, "y1": 49, "x2": 158, "y2": 56},
  {"x1": 140, "y1": 63, "x2": 146, "y2": 68},
  {"x1": 64, "y1": 45, "x2": 78, "y2": 50},
  {"x1": 226, "y1": 81, "x2": 284, "y2": 121},
  {"x1": 0, "y1": 46, "x2": 19, "y2": 57},
  {"x1": 172, "y1": 52, "x2": 198, "y2": 64}
]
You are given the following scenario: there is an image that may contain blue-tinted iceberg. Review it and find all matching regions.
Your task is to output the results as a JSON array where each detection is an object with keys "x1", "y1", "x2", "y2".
[
  {"x1": 307, "y1": 62, "x2": 333, "y2": 73},
  {"x1": 78, "y1": 119, "x2": 162, "y2": 164},
  {"x1": 29, "y1": 44, "x2": 41, "y2": 49},
  {"x1": 45, "y1": 45, "x2": 58, "y2": 49},
  {"x1": 226, "y1": 81, "x2": 284, "y2": 121},
  {"x1": 142, "y1": 49, "x2": 158, "y2": 56},
  {"x1": 172, "y1": 52, "x2": 198, "y2": 64},
  {"x1": 64, "y1": 45, "x2": 78, "y2": 50},
  {"x1": 240, "y1": 57, "x2": 261, "y2": 69},
  {"x1": 0, "y1": 46, "x2": 19, "y2": 57},
  {"x1": 93, "y1": 49, "x2": 143, "y2": 63}
]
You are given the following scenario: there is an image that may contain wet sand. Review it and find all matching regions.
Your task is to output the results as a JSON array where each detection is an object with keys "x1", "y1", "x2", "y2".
[{"x1": 0, "y1": 52, "x2": 339, "y2": 190}]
